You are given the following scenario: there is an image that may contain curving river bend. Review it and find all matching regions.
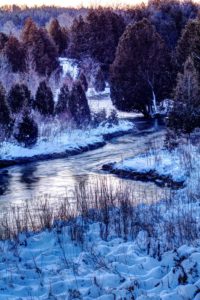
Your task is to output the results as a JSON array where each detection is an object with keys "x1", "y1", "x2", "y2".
[{"x1": 0, "y1": 116, "x2": 172, "y2": 210}]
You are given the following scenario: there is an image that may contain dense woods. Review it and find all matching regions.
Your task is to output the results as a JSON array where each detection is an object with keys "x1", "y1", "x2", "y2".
[{"x1": 0, "y1": 0, "x2": 200, "y2": 147}]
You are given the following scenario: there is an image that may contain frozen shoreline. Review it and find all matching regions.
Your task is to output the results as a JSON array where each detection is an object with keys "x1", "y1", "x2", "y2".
[
  {"x1": 102, "y1": 147, "x2": 198, "y2": 188},
  {"x1": 0, "y1": 121, "x2": 134, "y2": 168}
]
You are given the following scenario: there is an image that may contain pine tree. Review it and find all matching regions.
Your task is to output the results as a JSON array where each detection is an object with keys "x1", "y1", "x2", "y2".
[
  {"x1": 55, "y1": 84, "x2": 70, "y2": 115},
  {"x1": 49, "y1": 19, "x2": 68, "y2": 55},
  {"x1": 35, "y1": 81, "x2": 54, "y2": 116},
  {"x1": 7, "y1": 84, "x2": 31, "y2": 114},
  {"x1": 21, "y1": 18, "x2": 59, "y2": 76},
  {"x1": 110, "y1": 18, "x2": 172, "y2": 117},
  {"x1": 0, "y1": 83, "x2": 12, "y2": 127},
  {"x1": 21, "y1": 18, "x2": 38, "y2": 46},
  {"x1": 68, "y1": 10, "x2": 125, "y2": 67},
  {"x1": 68, "y1": 16, "x2": 87, "y2": 59},
  {"x1": 69, "y1": 80, "x2": 91, "y2": 127},
  {"x1": 14, "y1": 111, "x2": 38, "y2": 147},
  {"x1": 176, "y1": 19, "x2": 200, "y2": 74},
  {"x1": 168, "y1": 56, "x2": 200, "y2": 134},
  {"x1": 4, "y1": 36, "x2": 26, "y2": 73}
]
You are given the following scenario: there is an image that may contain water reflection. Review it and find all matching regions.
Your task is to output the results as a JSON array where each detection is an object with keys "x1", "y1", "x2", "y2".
[
  {"x1": 0, "y1": 170, "x2": 11, "y2": 195},
  {"x1": 20, "y1": 164, "x2": 40, "y2": 188},
  {"x1": 0, "y1": 118, "x2": 170, "y2": 209}
]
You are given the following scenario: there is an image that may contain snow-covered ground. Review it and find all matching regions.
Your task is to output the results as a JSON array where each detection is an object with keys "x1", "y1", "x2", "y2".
[
  {"x1": 113, "y1": 150, "x2": 187, "y2": 183},
  {"x1": 87, "y1": 86, "x2": 142, "y2": 119},
  {"x1": 0, "y1": 121, "x2": 133, "y2": 160},
  {"x1": 104, "y1": 143, "x2": 200, "y2": 187},
  {"x1": 0, "y1": 217, "x2": 199, "y2": 300}
]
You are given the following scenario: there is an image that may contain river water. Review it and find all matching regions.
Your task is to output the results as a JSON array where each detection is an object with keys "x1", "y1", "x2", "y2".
[{"x1": 0, "y1": 116, "x2": 172, "y2": 209}]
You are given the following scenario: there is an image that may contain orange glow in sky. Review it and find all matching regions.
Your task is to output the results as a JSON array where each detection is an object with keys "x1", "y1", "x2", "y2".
[{"x1": 0, "y1": 0, "x2": 148, "y2": 8}]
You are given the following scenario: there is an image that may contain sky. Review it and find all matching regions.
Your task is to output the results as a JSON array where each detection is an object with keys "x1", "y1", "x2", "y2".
[{"x1": 0, "y1": 0, "x2": 148, "y2": 8}]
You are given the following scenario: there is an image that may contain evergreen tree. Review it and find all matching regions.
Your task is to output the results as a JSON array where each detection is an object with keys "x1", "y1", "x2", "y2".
[
  {"x1": 7, "y1": 83, "x2": 31, "y2": 114},
  {"x1": 69, "y1": 80, "x2": 91, "y2": 127},
  {"x1": 168, "y1": 56, "x2": 200, "y2": 134},
  {"x1": 14, "y1": 111, "x2": 38, "y2": 147},
  {"x1": 85, "y1": 10, "x2": 125, "y2": 66},
  {"x1": 68, "y1": 16, "x2": 87, "y2": 59},
  {"x1": 0, "y1": 83, "x2": 12, "y2": 128},
  {"x1": 21, "y1": 18, "x2": 59, "y2": 76},
  {"x1": 110, "y1": 18, "x2": 172, "y2": 117},
  {"x1": 176, "y1": 19, "x2": 200, "y2": 74},
  {"x1": 21, "y1": 18, "x2": 38, "y2": 46},
  {"x1": 0, "y1": 33, "x2": 8, "y2": 51},
  {"x1": 55, "y1": 84, "x2": 70, "y2": 115},
  {"x1": 68, "y1": 10, "x2": 125, "y2": 68},
  {"x1": 49, "y1": 18, "x2": 68, "y2": 55},
  {"x1": 4, "y1": 36, "x2": 26, "y2": 73},
  {"x1": 35, "y1": 81, "x2": 54, "y2": 116}
]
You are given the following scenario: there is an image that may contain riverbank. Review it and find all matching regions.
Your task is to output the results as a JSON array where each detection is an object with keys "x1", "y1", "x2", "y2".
[
  {"x1": 0, "y1": 179, "x2": 199, "y2": 300},
  {"x1": 103, "y1": 142, "x2": 199, "y2": 189},
  {"x1": 0, "y1": 120, "x2": 133, "y2": 169}
]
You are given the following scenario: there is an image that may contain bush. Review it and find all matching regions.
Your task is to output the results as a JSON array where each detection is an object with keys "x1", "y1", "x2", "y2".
[
  {"x1": 7, "y1": 83, "x2": 31, "y2": 114},
  {"x1": 69, "y1": 80, "x2": 91, "y2": 127},
  {"x1": 34, "y1": 81, "x2": 54, "y2": 116},
  {"x1": 14, "y1": 112, "x2": 38, "y2": 147}
]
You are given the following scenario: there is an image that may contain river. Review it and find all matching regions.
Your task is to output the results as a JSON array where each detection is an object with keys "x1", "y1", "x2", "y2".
[{"x1": 0, "y1": 116, "x2": 172, "y2": 210}]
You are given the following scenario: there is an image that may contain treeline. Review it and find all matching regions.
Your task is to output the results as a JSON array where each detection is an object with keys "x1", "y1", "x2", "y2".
[
  {"x1": 0, "y1": 79, "x2": 91, "y2": 147},
  {"x1": 0, "y1": 0, "x2": 200, "y2": 141},
  {"x1": 0, "y1": 5, "x2": 87, "y2": 28}
]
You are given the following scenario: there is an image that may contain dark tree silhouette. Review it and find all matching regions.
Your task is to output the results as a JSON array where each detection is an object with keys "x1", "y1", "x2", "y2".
[
  {"x1": 21, "y1": 18, "x2": 59, "y2": 76},
  {"x1": 69, "y1": 80, "x2": 91, "y2": 127},
  {"x1": 0, "y1": 32, "x2": 8, "y2": 51},
  {"x1": 110, "y1": 18, "x2": 172, "y2": 117},
  {"x1": 35, "y1": 81, "x2": 54, "y2": 116},
  {"x1": 0, "y1": 83, "x2": 12, "y2": 127},
  {"x1": 176, "y1": 19, "x2": 200, "y2": 74},
  {"x1": 68, "y1": 9, "x2": 125, "y2": 68},
  {"x1": 14, "y1": 112, "x2": 38, "y2": 147},
  {"x1": 4, "y1": 36, "x2": 26, "y2": 73},
  {"x1": 49, "y1": 18, "x2": 68, "y2": 55},
  {"x1": 7, "y1": 83, "x2": 31, "y2": 114},
  {"x1": 168, "y1": 56, "x2": 200, "y2": 134}
]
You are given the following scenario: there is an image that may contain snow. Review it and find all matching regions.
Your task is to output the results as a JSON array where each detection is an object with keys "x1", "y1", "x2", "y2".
[
  {"x1": 59, "y1": 57, "x2": 79, "y2": 79},
  {"x1": 0, "y1": 220, "x2": 199, "y2": 300},
  {"x1": 0, "y1": 121, "x2": 133, "y2": 160},
  {"x1": 86, "y1": 86, "x2": 110, "y2": 98},
  {"x1": 88, "y1": 92, "x2": 142, "y2": 119},
  {"x1": 112, "y1": 148, "x2": 195, "y2": 183}
]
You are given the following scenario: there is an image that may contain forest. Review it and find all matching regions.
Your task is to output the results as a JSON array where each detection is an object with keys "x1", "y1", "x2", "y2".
[{"x1": 0, "y1": 0, "x2": 200, "y2": 148}]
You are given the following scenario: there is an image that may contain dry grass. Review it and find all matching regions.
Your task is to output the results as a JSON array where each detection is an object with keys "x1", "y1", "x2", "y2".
[{"x1": 0, "y1": 177, "x2": 199, "y2": 256}]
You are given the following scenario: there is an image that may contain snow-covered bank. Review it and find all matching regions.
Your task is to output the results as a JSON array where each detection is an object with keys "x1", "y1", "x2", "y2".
[
  {"x1": 0, "y1": 121, "x2": 133, "y2": 167},
  {"x1": 103, "y1": 145, "x2": 200, "y2": 188},
  {"x1": 0, "y1": 169, "x2": 199, "y2": 299},
  {"x1": 0, "y1": 218, "x2": 199, "y2": 300}
]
